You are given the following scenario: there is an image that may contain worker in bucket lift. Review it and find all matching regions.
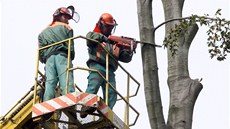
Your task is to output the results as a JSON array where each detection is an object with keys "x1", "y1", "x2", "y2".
[
  {"x1": 38, "y1": 6, "x2": 79, "y2": 102},
  {"x1": 80, "y1": 13, "x2": 134, "y2": 119}
]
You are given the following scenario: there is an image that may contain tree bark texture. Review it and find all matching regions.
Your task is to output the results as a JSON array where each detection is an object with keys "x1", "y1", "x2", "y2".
[
  {"x1": 161, "y1": 0, "x2": 203, "y2": 129},
  {"x1": 137, "y1": 0, "x2": 166, "y2": 129}
]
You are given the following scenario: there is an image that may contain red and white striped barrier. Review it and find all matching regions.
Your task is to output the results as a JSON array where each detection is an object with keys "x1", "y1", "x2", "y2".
[
  {"x1": 32, "y1": 91, "x2": 99, "y2": 118},
  {"x1": 97, "y1": 101, "x2": 129, "y2": 129}
]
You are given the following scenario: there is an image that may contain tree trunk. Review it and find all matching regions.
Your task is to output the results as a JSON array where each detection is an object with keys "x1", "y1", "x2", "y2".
[
  {"x1": 137, "y1": 0, "x2": 203, "y2": 128},
  {"x1": 161, "y1": 0, "x2": 203, "y2": 129},
  {"x1": 137, "y1": 0, "x2": 166, "y2": 129}
]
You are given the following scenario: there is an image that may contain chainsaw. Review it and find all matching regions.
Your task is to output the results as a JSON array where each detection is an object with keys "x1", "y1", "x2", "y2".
[{"x1": 108, "y1": 35, "x2": 161, "y2": 53}]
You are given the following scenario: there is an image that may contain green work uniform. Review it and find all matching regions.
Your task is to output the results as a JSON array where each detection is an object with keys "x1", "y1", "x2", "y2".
[
  {"x1": 86, "y1": 31, "x2": 133, "y2": 109},
  {"x1": 38, "y1": 21, "x2": 75, "y2": 101}
]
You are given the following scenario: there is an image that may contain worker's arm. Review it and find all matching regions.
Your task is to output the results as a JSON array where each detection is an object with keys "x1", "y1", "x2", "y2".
[
  {"x1": 38, "y1": 33, "x2": 47, "y2": 63},
  {"x1": 67, "y1": 28, "x2": 75, "y2": 60},
  {"x1": 86, "y1": 31, "x2": 108, "y2": 47}
]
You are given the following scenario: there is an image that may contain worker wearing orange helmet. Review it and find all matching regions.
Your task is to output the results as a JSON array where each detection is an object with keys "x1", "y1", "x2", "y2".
[
  {"x1": 81, "y1": 13, "x2": 134, "y2": 119},
  {"x1": 38, "y1": 6, "x2": 79, "y2": 102}
]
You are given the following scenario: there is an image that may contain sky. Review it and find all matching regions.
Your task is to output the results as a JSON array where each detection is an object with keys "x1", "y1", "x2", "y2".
[{"x1": 0, "y1": 0, "x2": 229, "y2": 129}]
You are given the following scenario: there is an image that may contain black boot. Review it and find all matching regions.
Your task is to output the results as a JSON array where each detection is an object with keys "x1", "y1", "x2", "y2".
[{"x1": 80, "y1": 105, "x2": 97, "y2": 118}]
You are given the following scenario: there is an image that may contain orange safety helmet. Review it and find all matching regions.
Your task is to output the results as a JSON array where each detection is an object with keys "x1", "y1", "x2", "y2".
[
  {"x1": 53, "y1": 7, "x2": 72, "y2": 19},
  {"x1": 99, "y1": 13, "x2": 117, "y2": 26}
]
